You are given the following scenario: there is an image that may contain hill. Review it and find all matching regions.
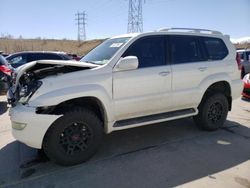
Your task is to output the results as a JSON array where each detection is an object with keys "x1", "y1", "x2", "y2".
[
  {"x1": 0, "y1": 38, "x2": 249, "y2": 57},
  {"x1": 0, "y1": 38, "x2": 105, "y2": 56}
]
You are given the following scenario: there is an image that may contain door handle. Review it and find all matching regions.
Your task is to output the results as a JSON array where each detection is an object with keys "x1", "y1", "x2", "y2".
[
  {"x1": 198, "y1": 67, "x2": 208, "y2": 72},
  {"x1": 158, "y1": 71, "x2": 170, "y2": 76}
]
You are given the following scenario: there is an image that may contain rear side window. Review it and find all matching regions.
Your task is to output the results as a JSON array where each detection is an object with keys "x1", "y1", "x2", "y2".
[
  {"x1": 169, "y1": 35, "x2": 204, "y2": 64},
  {"x1": 123, "y1": 36, "x2": 166, "y2": 68},
  {"x1": 202, "y1": 37, "x2": 228, "y2": 60}
]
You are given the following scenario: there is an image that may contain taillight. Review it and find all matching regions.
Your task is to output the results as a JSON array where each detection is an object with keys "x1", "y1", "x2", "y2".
[
  {"x1": 236, "y1": 52, "x2": 241, "y2": 70},
  {"x1": 243, "y1": 74, "x2": 250, "y2": 84}
]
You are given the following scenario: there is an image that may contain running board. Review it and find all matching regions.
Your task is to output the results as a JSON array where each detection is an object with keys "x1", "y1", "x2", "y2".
[{"x1": 113, "y1": 108, "x2": 196, "y2": 127}]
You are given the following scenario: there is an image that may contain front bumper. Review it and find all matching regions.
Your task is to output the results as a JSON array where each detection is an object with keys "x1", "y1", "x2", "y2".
[
  {"x1": 242, "y1": 82, "x2": 250, "y2": 99},
  {"x1": 10, "y1": 104, "x2": 61, "y2": 149}
]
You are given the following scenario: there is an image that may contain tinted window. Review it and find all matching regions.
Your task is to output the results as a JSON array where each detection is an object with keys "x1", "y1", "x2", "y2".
[
  {"x1": 28, "y1": 53, "x2": 63, "y2": 61},
  {"x1": 60, "y1": 54, "x2": 72, "y2": 60},
  {"x1": 246, "y1": 52, "x2": 250, "y2": 61},
  {"x1": 40, "y1": 53, "x2": 62, "y2": 60},
  {"x1": 123, "y1": 36, "x2": 166, "y2": 68},
  {"x1": 202, "y1": 37, "x2": 228, "y2": 60},
  {"x1": 170, "y1": 35, "x2": 204, "y2": 64},
  {"x1": 238, "y1": 52, "x2": 244, "y2": 60}
]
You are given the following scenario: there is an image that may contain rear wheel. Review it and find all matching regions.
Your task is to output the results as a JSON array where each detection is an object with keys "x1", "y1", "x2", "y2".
[
  {"x1": 194, "y1": 93, "x2": 229, "y2": 131},
  {"x1": 43, "y1": 108, "x2": 103, "y2": 166}
]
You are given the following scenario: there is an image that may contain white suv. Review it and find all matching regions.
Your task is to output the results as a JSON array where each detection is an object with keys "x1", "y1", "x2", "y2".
[{"x1": 8, "y1": 28, "x2": 242, "y2": 165}]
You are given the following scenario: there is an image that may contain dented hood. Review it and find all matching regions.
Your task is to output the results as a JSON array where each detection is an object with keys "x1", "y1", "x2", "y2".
[{"x1": 13, "y1": 60, "x2": 99, "y2": 91}]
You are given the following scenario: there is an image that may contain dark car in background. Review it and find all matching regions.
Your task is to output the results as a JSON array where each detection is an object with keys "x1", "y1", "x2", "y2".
[{"x1": 6, "y1": 51, "x2": 72, "y2": 68}]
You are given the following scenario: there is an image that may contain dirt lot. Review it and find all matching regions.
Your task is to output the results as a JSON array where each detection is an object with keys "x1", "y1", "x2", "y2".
[{"x1": 0, "y1": 95, "x2": 250, "y2": 188}]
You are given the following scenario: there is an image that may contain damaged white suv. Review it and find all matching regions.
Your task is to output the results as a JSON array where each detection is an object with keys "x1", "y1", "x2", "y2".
[{"x1": 8, "y1": 28, "x2": 242, "y2": 165}]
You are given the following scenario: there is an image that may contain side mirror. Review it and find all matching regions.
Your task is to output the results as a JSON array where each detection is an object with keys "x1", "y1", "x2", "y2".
[{"x1": 114, "y1": 56, "x2": 139, "y2": 72}]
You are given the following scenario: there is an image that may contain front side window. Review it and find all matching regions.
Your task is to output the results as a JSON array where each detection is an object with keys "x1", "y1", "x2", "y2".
[
  {"x1": 123, "y1": 36, "x2": 166, "y2": 68},
  {"x1": 170, "y1": 35, "x2": 204, "y2": 64},
  {"x1": 81, "y1": 37, "x2": 130, "y2": 65},
  {"x1": 202, "y1": 37, "x2": 228, "y2": 60}
]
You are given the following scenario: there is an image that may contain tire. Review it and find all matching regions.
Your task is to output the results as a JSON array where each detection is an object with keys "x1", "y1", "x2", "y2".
[
  {"x1": 43, "y1": 108, "x2": 103, "y2": 166},
  {"x1": 194, "y1": 93, "x2": 229, "y2": 131}
]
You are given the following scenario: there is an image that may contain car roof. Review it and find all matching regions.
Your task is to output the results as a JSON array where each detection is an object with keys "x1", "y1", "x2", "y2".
[
  {"x1": 111, "y1": 28, "x2": 225, "y2": 40},
  {"x1": 8, "y1": 51, "x2": 67, "y2": 56}
]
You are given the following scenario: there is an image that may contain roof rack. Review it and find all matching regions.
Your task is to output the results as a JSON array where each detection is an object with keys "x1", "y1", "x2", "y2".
[{"x1": 158, "y1": 28, "x2": 222, "y2": 35}]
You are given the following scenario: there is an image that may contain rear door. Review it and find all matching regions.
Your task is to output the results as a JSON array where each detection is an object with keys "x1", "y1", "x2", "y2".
[{"x1": 170, "y1": 35, "x2": 210, "y2": 110}]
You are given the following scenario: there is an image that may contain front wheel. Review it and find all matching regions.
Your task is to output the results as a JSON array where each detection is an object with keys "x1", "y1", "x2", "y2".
[
  {"x1": 43, "y1": 108, "x2": 103, "y2": 166},
  {"x1": 194, "y1": 93, "x2": 229, "y2": 131}
]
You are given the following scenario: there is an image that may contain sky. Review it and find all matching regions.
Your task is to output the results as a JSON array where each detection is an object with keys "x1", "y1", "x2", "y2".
[{"x1": 1, "y1": 0, "x2": 250, "y2": 40}]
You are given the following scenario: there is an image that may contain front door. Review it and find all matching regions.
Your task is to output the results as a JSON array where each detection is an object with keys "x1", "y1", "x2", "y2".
[{"x1": 112, "y1": 35, "x2": 172, "y2": 121}]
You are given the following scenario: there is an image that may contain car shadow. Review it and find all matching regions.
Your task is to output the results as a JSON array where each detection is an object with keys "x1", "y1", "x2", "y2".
[
  {"x1": 0, "y1": 118, "x2": 250, "y2": 187},
  {"x1": 0, "y1": 101, "x2": 8, "y2": 115}
]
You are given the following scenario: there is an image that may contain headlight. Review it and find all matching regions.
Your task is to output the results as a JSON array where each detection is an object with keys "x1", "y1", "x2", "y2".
[{"x1": 19, "y1": 81, "x2": 42, "y2": 104}]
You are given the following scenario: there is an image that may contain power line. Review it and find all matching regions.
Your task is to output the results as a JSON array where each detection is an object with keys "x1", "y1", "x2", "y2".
[
  {"x1": 127, "y1": 0, "x2": 144, "y2": 33},
  {"x1": 75, "y1": 11, "x2": 87, "y2": 41}
]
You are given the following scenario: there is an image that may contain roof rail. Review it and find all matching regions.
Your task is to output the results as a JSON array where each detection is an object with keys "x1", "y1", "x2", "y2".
[{"x1": 158, "y1": 28, "x2": 222, "y2": 35}]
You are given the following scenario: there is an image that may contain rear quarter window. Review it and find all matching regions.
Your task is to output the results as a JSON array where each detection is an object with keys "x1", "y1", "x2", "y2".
[{"x1": 202, "y1": 37, "x2": 228, "y2": 60}]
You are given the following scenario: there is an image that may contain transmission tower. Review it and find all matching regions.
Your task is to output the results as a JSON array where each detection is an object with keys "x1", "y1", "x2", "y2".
[
  {"x1": 127, "y1": 0, "x2": 144, "y2": 33},
  {"x1": 75, "y1": 11, "x2": 86, "y2": 41}
]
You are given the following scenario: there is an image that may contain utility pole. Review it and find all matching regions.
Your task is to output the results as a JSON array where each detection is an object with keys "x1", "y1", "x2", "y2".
[
  {"x1": 75, "y1": 11, "x2": 86, "y2": 41},
  {"x1": 127, "y1": 0, "x2": 144, "y2": 33}
]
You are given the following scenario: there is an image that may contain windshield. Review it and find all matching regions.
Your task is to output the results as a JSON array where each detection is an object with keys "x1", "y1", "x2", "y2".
[{"x1": 80, "y1": 37, "x2": 130, "y2": 65}]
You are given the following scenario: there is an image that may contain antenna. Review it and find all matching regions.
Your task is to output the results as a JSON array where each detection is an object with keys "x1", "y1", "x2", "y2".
[
  {"x1": 127, "y1": 0, "x2": 144, "y2": 33},
  {"x1": 75, "y1": 11, "x2": 87, "y2": 41}
]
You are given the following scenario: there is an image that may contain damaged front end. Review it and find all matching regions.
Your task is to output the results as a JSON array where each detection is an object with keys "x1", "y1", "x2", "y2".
[
  {"x1": 7, "y1": 71, "x2": 42, "y2": 105},
  {"x1": 7, "y1": 60, "x2": 98, "y2": 106}
]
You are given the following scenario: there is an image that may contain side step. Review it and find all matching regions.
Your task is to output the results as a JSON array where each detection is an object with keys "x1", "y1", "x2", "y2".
[{"x1": 114, "y1": 108, "x2": 196, "y2": 127}]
